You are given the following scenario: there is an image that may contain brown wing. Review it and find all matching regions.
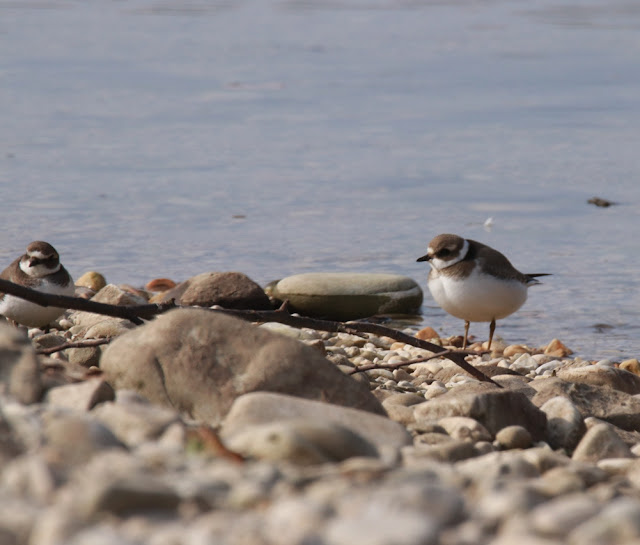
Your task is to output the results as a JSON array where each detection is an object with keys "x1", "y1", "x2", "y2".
[
  {"x1": 466, "y1": 239, "x2": 531, "y2": 283},
  {"x1": 0, "y1": 257, "x2": 22, "y2": 300}
]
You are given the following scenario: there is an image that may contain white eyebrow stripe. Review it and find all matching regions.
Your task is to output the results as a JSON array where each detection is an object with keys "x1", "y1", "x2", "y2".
[{"x1": 28, "y1": 251, "x2": 52, "y2": 259}]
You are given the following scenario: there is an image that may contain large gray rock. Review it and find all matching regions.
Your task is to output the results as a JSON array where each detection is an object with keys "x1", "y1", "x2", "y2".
[
  {"x1": 156, "y1": 272, "x2": 271, "y2": 310},
  {"x1": 557, "y1": 366, "x2": 640, "y2": 395},
  {"x1": 269, "y1": 272, "x2": 423, "y2": 320},
  {"x1": 92, "y1": 391, "x2": 181, "y2": 447},
  {"x1": 42, "y1": 410, "x2": 127, "y2": 467},
  {"x1": 101, "y1": 309, "x2": 385, "y2": 424},
  {"x1": 530, "y1": 377, "x2": 640, "y2": 431},
  {"x1": 571, "y1": 422, "x2": 633, "y2": 463},
  {"x1": 68, "y1": 284, "x2": 149, "y2": 337},
  {"x1": 220, "y1": 392, "x2": 411, "y2": 458},
  {"x1": 0, "y1": 322, "x2": 42, "y2": 404},
  {"x1": 0, "y1": 406, "x2": 24, "y2": 465},
  {"x1": 539, "y1": 396, "x2": 586, "y2": 451},
  {"x1": 224, "y1": 420, "x2": 380, "y2": 465},
  {"x1": 568, "y1": 497, "x2": 640, "y2": 545},
  {"x1": 413, "y1": 384, "x2": 547, "y2": 440},
  {"x1": 44, "y1": 378, "x2": 115, "y2": 411}
]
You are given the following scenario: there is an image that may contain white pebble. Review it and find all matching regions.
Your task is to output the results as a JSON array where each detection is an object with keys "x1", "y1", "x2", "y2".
[
  {"x1": 411, "y1": 361, "x2": 443, "y2": 375},
  {"x1": 510, "y1": 353, "x2": 539, "y2": 373},
  {"x1": 351, "y1": 356, "x2": 373, "y2": 366},
  {"x1": 424, "y1": 381, "x2": 448, "y2": 399},
  {"x1": 407, "y1": 348, "x2": 434, "y2": 358},
  {"x1": 531, "y1": 354, "x2": 549, "y2": 365},
  {"x1": 535, "y1": 359, "x2": 564, "y2": 375},
  {"x1": 366, "y1": 369, "x2": 394, "y2": 380},
  {"x1": 343, "y1": 346, "x2": 360, "y2": 358},
  {"x1": 333, "y1": 333, "x2": 363, "y2": 348},
  {"x1": 395, "y1": 350, "x2": 413, "y2": 360},
  {"x1": 360, "y1": 349, "x2": 379, "y2": 360},
  {"x1": 386, "y1": 356, "x2": 408, "y2": 365},
  {"x1": 446, "y1": 375, "x2": 480, "y2": 387},
  {"x1": 325, "y1": 346, "x2": 347, "y2": 356}
]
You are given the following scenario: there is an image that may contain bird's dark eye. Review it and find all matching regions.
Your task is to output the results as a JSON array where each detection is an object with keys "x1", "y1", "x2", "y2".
[{"x1": 436, "y1": 249, "x2": 451, "y2": 258}]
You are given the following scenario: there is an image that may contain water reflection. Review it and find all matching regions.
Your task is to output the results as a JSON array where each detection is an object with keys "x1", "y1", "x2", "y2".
[{"x1": 0, "y1": 0, "x2": 639, "y2": 359}]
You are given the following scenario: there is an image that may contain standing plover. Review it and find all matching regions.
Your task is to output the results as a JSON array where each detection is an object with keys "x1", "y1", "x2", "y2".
[
  {"x1": 417, "y1": 233, "x2": 548, "y2": 349},
  {"x1": 0, "y1": 241, "x2": 74, "y2": 328}
]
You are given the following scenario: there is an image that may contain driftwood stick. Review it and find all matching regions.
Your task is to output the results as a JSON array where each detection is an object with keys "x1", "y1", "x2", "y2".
[
  {"x1": 347, "y1": 349, "x2": 473, "y2": 375},
  {"x1": 36, "y1": 338, "x2": 112, "y2": 355},
  {"x1": 0, "y1": 279, "x2": 175, "y2": 325},
  {"x1": 0, "y1": 280, "x2": 497, "y2": 385},
  {"x1": 210, "y1": 305, "x2": 499, "y2": 386}
]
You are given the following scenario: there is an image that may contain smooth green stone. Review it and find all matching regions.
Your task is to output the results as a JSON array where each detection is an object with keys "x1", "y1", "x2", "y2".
[{"x1": 271, "y1": 272, "x2": 423, "y2": 320}]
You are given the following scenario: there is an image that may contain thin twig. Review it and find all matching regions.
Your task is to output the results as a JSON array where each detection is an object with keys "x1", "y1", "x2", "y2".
[
  {"x1": 0, "y1": 278, "x2": 175, "y2": 325},
  {"x1": 347, "y1": 349, "x2": 471, "y2": 375},
  {"x1": 211, "y1": 305, "x2": 499, "y2": 386},
  {"x1": 0, "y1": 280, "x2": 498, "y2": 385},
  {"x1": 36, "y1": 338, "x2": 112, "y2": 355}
]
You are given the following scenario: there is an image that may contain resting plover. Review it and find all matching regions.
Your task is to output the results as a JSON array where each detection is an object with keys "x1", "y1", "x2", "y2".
[
  {"x1": 0, "y1": 241, "x2": 74, "y2": 328},
  {"x1": 417, "y1": 233, "x2": 548, "y2": 349}
]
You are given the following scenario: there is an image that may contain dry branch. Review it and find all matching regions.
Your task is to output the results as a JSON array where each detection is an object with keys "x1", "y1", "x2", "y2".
[
  {"x1": 0, "y1": 278, "x2": 175, "y2": 325},
  {"x1": 347, "y1": 349, "x2": 470, "y2": 375},
  {"x1": 36, "y1": 338, "x2": 112, "y2": 355},
  {"x1": 0, "y1": 279, "x2": 498, "y2": 385},
  {"x1": 200, "y1": 306, "x2": 499, "y2": 386}
]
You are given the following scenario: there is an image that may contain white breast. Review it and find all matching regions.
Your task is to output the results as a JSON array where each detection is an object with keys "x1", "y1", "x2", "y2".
[
  {"x1": 0, "y1": 278, "x2": 74, "y2": 328},
  {"x1": 428, "y1": 268, "x2": 528, "y2": 323}
]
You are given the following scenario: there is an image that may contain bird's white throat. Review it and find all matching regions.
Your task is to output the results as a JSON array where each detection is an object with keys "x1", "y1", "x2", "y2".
[{"x1": 19, "y1": 260, "x2": 60, "y2": 278}]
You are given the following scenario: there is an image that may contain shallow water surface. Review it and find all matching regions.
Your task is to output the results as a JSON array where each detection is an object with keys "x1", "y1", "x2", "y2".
[{"x1": 1, "y1": 0, "x2": 639, "y2": 359}]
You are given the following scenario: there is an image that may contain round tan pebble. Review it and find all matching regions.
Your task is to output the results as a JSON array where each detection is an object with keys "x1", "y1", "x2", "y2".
[
  {"x1": 74, "y1": 286, "x2": 96, "y2": 299},
  {"x1": 424, "y1": 381, "x2": 448, "y2": 399},
  {"x1": 392, "y1": 368, "x2": 413, "y2": 382},
  {"x1": 415, "y1": 326, "x2": 439, "y2": 341},
  {"x1": 304, "y1": 339, "x2": 326, "y2": 355},
  {"x1": 75, "y1": 271, "x2": 107, "y2": 292},
  {"x1": 343, "y1": 346, "x2": 360, "y2": 358},
  {"x1": 495, "y1": 425, "x2": 532, "y2": 450},
  {"x1": 379, "y1": 336, "x2": 396, "y2": 347},
  {"x1": 544, "y1": 338, "x2": 573, "y2": 357},
  {"x1": 446, "y1": 335, "x2": 465, "y2": 348},
  {"x1": 503, "y1": 344, "x2": 532, "y2": 358},
  {"x1": 481, "y1": 339, "x2": 507, "y2": 353},
  {"x1": 531, "y1": 354, "x2": 550, "y2": 365},
  {"x1": 145, "y1": 278, "x2": 177, "y2": 292},
  {"x1": 385, "y1": 356, "x2": 407, "y2": 365},
  {"x1": 390, "y1": 342, "x2": 407, "y2": 351},
  {"x1": 350, "y1": 356, "x2": 371, "y2": 366},
  {"x1": 119, "y1": 284, "x2": 150, "y2": 301},
  {"x1": 325, "y1": 346, "x2": 347, "y2": 356},
  {"x1": 620, "y1": 359, "x2": 640, "y2": 376}
]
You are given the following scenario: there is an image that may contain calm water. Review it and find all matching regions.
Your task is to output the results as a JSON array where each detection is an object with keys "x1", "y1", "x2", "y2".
[{"x1": 1, "y1": 0, "x2": 639, "y2": 359}]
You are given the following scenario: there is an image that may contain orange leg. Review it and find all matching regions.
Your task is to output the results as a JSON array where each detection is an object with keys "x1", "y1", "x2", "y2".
[
  {"x1": 463, "y1": 320, "x2": 470, "y2": 349},
  {"x1": 487, "y1": 319, "x2": 496, "y2": 350}
]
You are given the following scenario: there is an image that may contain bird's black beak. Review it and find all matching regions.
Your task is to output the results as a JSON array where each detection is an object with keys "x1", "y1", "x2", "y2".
[
  {"x1": 28, "y1": 258, "x2": 37, "y2": 267},
  {"x1": 416, "y1": 254, "x2": 431, "y2": 263}
]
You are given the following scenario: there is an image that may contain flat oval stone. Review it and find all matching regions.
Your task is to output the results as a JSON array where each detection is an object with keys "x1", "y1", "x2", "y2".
[{"x1": 271, "y1": 273, "x2": 423, "y2": 320}]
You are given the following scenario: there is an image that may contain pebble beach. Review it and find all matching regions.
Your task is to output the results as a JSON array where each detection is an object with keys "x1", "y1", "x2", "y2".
[{"x1": 2, "y1": 270, "x2": 640, "y2": 545}]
